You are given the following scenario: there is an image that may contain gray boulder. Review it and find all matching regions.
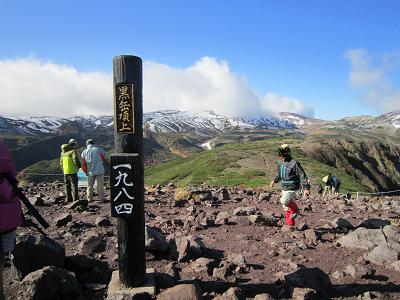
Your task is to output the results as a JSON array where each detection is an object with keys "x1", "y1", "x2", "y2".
[
  {"x1": 364, "y1": 245, "x2": 399, "y2": 266},
  {"x1": 390, "y1": 260, "x2": 400, "y2": 272},
  {"x1": 95, "y1": 217, "x2": 112, "y2": 227},
  {"x1": 213, "y1": 264, "x2": 236, "y2": 283},
  {"x1": 383, "y1": 225, "x2": 400, "y2": 242},
  {"x1": 248, "y1": 214, "x2": 278, "y2": 226},
  {"x1": 214, "y1": 287, "x2": 244, "y2": 300},
  {"x1": 20, "y1": 266, "x2": 81, "y2": 300},
  {"x1": 78, "y1": 233, "x2": 106, "y2": 254},
  {"x1": 145, "y1": 226, "x2": 169, "y2": 253},
  {"x1": 13, "y1": 234, "x2": 65, "y2": 279},
  {"x1": 337, "y1": 227, "x2": 387, "y2": 250},
  {"x1": 344, "y1": 264, "x2": 375, "y2": 279},
  {"x1": 291, "y1": 287, "x2": 318, "y2": 300},
  {"x1": 176, "y1": 238, "x2": 191, "y2": 262},
  {"x1": 233, "y1": 206, "x2": 257, "y2": 216},
  {"x1": 157, "y1": 283, "x2": 203, "y2": 300},
  {"x1": 215, "y1": 211, "x2": 230, "y2": 224},
  {"x1": 254, "y1": 294, "x2": 273, "y2": 300},
  {"x1": 54, "y1": 213, "x2": 73, "y2": 227},
  {"x1": 191, "y1": 257, "x2": 217, "y2": 275}
]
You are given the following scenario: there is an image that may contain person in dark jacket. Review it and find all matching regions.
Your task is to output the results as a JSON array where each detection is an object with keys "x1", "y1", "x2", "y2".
[
  {"x1": 270, "y1": 144, "x2": 310, "y2": 226},
  {"x1": 322, "y1": 173, "x2": 334, "y2": 198},
  {"x1": 332, "y1": 176, "x2": 341, "y2": 196}
]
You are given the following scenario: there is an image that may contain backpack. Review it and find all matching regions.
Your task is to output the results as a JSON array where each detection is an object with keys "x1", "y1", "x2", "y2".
[
  {"x1": 278, "y1": 160, "x2": 301, "y2": 190},
  {"x1": 0, "y1": 174, "x2": 23, "y2": 234}
]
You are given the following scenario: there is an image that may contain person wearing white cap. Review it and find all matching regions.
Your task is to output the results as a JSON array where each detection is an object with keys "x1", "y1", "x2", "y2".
[
  {"x1": 81, "y1": 139, "x2": 109, "y2": 202},
  {"x1": 60, "y1": 138, "x2": 81, "y2": 202},
  {"x1": 270, "y1": 144, "x2": 310, "y2": 226}
]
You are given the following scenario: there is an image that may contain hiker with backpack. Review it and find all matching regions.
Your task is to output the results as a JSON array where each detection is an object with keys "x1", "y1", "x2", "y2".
[
  {"x1": 0, "y1": 140, "x2": 23, "y2": 300},
  {"x1": 81, "y1": 139, "x2": 109, "y2": 203},
  {"x1": 60, "y1": 139, "x2": 81, "y2": 202},
  {"x1": 332, "y1": 175, "x2": 341, "y2": 196},
  {"x1": 322, "y1": 173, "x2": 334, "y2": 199},
  {"x1": 270, "y1": 144, "x2": 310, "y2": 226}
]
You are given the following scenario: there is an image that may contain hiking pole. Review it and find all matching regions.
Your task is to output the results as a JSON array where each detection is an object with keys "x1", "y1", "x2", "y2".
[
  {"x1": 4, "y1": 174, "x2": 49, "y2": 230},
  {"x1": 260, "y1": 153, "x2": 269, "y2": 186}
]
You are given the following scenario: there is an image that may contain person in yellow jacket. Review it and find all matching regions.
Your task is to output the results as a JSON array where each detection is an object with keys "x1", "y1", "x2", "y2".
[{"x1": 60, "y1": 139, "x2": 81, "y2": 202}]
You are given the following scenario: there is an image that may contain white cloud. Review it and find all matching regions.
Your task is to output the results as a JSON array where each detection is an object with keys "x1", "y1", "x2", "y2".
[
  {"x1": 0, "y1": 56, "x2": 314, "y2": 118},
  {"x1": 345, "y1": 48, "x2": 400, "y2": 112},
  {"x1": 260, "y1": 92, "x2": 314, "y2": 117},
  {"x1": 344, "y1": 49, "x2": 383, "y2": 87},
  {"x1": 0, "y1": 57, "x2": 112, "y2": 117}
]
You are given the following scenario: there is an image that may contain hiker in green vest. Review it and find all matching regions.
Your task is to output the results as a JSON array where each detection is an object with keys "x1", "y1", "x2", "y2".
[{"x1": 60, "y1": 139, "x2": 81, "y2": 202}]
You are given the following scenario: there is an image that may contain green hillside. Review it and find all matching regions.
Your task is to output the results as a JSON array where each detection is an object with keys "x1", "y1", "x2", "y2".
[{"x1": 144, "y1": 138, "x2": 363, "y2": 192}]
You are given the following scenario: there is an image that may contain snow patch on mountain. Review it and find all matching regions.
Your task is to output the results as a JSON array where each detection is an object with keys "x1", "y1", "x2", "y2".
[{"x1": 0, "y1": 110, "x2": 318, "y2": 135}]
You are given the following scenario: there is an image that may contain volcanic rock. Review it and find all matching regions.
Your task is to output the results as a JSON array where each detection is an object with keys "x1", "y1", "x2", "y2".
[
  {"x1": 78, "y1": 232, "x2": 106, "y2": 254},
  {"x1": 363, "y1": 245, "x2": 399, "y2": 266},
  {"x1": 145, "y1": 226, "x2": 169, "y2": 254},
  {"x1": 54, "y1": 213, "x2": 73, "y2": 227},
  {"x1": 13, "y1": 234, "x2": 65, "y2": 279},
  {"x1": 157, "y1": 283, "x2": 203, "y2": 300},
  {"x1": 20, "y1": 266, "x2": 81, "y2": 300}
]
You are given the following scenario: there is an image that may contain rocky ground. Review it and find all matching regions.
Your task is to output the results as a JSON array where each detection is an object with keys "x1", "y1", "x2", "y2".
[{"x1": 3, "y1": 182, "x2": 400, "y2": 300}]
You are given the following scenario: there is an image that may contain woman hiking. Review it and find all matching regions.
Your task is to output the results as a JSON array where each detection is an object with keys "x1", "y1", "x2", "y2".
[{"x1": 270, "y1": 144, "x2": 310, "y2": 226}]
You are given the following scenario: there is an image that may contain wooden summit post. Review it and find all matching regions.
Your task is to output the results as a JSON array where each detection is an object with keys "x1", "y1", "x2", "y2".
[{"x1": 111, "y1": 55, "x2": 145, "y2": 287}]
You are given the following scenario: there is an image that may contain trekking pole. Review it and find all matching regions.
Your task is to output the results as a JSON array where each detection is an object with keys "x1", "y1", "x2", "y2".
[
  {"x1": 260, "y1": 153, "x2": 269, "y2": 187},
  {"x1": 4, "y1": 174, "x2": 49, "y2": 230}
]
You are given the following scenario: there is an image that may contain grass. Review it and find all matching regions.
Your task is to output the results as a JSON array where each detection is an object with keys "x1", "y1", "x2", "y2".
[
  {"x1": 144, "y1": 137, "x2": 364, "y2": 192},
  {"x1": 22, "y1": 158, "x2": 63, "y2": 183}
]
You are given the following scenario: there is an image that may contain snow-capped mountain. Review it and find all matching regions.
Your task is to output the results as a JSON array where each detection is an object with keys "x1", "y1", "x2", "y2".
[
  {"x1": 0, "y1": 115, "x2": 114, "y2": 135},
  {"x1": 143, "y1": 110, "x2": 316, "y2": 133},
  {"x1": 0, "y1": 110, "x2": 315, "y2": 136},
  {"x1": 1, "y1": 110, "x2": 398, "y2": 136}
]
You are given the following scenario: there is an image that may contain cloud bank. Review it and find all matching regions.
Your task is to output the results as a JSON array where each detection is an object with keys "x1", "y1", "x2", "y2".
[
  {"x1": 345, "y1": 49, "x2": 400, "y2": 112},
  {"x1": 0, "y1": 56, "x2": 314, "y2": 117}
]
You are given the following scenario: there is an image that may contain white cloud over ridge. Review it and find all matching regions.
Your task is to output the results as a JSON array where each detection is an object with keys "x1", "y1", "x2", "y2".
[
  {"x1": 0, "y1": 56, "x2": 314, "y2": 118},
  {"x1": 345, "y1": 49, "x2": 400, "y2": 112}
]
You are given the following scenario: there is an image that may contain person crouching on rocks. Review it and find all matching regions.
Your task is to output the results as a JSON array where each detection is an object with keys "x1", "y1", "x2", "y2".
[{"x1": 270, "y1": 144, "x2": 310, "y2": 226}]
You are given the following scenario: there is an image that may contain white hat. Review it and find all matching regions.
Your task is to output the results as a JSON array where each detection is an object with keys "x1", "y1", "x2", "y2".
[{"x1": 69, "y1": 139, "x2": 78, "y2": 146}]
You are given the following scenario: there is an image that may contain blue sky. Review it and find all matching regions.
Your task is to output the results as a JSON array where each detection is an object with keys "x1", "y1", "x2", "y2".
[{"x1": 1, "y1": 0, "x2": 400, "y2": 119}]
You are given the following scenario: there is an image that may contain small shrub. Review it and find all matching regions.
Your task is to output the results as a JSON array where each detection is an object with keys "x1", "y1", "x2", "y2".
[{"x1": 174, "y1": 188, "x2": 192, "y2": 201}]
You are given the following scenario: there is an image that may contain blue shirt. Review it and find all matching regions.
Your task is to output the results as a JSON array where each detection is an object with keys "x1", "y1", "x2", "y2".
[{"x1": 81, "y1": 145, "x2": 108, "y2": 176}]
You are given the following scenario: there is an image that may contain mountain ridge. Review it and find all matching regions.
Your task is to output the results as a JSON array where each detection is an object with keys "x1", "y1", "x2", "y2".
[{"x1": 1, "y1": 110, "x2": 399, "y2": 136}]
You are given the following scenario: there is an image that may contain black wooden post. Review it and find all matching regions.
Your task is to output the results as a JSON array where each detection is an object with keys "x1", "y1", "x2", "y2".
[{"x1": 112, "y1": 55, "x2": 145, "y2": 287}]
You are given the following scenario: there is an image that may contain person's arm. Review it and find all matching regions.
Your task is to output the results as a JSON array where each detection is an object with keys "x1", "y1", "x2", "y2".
[
  {"x1": 296, "y1": 161, "x2": 310, "y2": 194},
  {"x1": 0, "y1": 158, "x2": 13, "y2": 174},
  {"x1": 270, "y1": 163, "x2": 281, "y2": 187},
  {"x1": 72, "y1": 150, "x2": 81, "y2": 169},
  {"x1": 100, "y1": 148, "x2": 109, "y2": 163}
]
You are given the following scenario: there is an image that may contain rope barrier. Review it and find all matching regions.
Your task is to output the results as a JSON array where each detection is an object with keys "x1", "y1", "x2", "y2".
[
  {"x1": 354, "y1": 189, "x2": 400, "y2": 195},
  {"x1": 13, "y1": 173, "x2": 400, "y2": 196}
]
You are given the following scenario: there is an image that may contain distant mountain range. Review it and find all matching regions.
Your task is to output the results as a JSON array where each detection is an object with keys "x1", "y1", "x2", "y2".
[
  {"x1": 0, "y1": 110, "x2": 317, "y2": 136},
  {"x1": 4, "y1": 109, "x2": 400, "y2": 136},
  {"x1": 1, "y1": 110, "x2": 399, "y2": 191}
]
